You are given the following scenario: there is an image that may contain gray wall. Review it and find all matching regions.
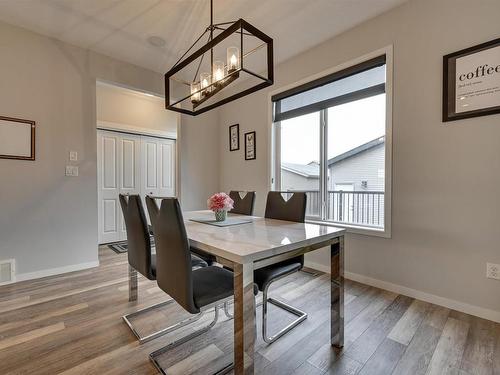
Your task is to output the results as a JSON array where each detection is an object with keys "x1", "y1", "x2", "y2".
[
  {"x1": 96, "y1": 83, "x2": 179, "y2": 136},
  {"x1": 329, "y1": 144, "x2": 385, "y2": 191},
  {"x1": 0, "y1": 20, "x2": 219, "y2": 278},
  {"x1": 178, "y1": 109, "x2": 220, "y2": 211},
  {"x1": 218, "y1": 0, "x2": 500, "y2": 318}
]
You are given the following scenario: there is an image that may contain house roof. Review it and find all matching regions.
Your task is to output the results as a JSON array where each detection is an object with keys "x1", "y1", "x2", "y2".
[
  {"x1": 327, "y1": 136, "x2": 385, "y2": 166},
  {"x1": 282, "y1": 136, "x2": 385, "y2": 178},
  {"x1": 281, "y1": 161, "x2": 320, "y2": 178}
]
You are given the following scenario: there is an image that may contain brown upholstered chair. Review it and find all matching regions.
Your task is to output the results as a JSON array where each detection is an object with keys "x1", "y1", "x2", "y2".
[
  {"x1": 228, "y1": 190, "x2": 256, "y2": 215},
  {"x1": 254, "y1": 191, "x2": 308, "y2": 344}
]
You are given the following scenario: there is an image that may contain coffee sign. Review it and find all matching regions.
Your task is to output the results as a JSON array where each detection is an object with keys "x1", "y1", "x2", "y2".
[{"x1": 443, "y1": 38, "x2": 500, "y2": 122}]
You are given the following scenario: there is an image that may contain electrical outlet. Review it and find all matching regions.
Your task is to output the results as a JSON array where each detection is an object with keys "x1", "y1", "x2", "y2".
[
  {"x1": 486, "y1": 263, "x2": 500, "y2": 280},
  {"x1": 69, "y1": 151, "x2": 78, "y2": 161}
]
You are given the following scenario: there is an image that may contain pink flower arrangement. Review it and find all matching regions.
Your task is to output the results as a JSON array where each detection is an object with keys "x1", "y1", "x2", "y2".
[{"x1": 207, "y1": 192, "x2": 234, "y2": 212}]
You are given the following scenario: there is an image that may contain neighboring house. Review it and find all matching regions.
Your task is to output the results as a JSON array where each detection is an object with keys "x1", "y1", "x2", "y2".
[
  {"x1": 328, "y1": 136, "x2": 385, "y2": 192},
  {"x1": 281, "y1": 161, "x2": 319, "y2": 190},
  {"x1": 281, "y1": 136, "x2": 385, "y2": 227},
  {"x1": 281, "y1": 136, "x2": 385, "y2": 192}
]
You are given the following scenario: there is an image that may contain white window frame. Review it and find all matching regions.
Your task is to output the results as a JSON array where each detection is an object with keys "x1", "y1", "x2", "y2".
[{"x1": 268, "y1": 46, "x2": 393, "y2": 238}]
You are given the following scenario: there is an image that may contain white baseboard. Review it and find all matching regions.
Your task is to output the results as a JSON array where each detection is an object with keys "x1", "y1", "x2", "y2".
[
  {"x1": 305, "y1": 260, "x2": 500, "y2": 323},
  {"x1": 16, "y1": 261, "x2": 99, "y2": 282}
]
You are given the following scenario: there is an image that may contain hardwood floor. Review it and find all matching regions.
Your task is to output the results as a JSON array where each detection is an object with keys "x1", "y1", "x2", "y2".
[{"x1": 0, "y1": 246, "x2": 498, "y2": 375}]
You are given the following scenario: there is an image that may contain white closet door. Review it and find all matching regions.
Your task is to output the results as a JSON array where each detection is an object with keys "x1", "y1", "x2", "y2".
[
  {"x1": 97, "y1": 131, "x2": 141, "y2": 244},
  {"x1": 117, "y1": 134, "x2": 141, "y2": 240},
  {"x1": 141, "y1": 137, "x2": 176, "y2": 198},
  {"x1": 158, "y1": 138, "x2": 176, "y2": 197}
]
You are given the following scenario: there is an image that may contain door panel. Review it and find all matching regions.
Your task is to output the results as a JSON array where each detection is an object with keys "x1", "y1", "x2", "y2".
[
  {"x1": 98, "y1": 132, "x2": 120, "y2": 243},
  {"x1": 103, "y1": 138, "x2": 117, "y2": 189},
  {"x1": 121, "y1": 139, "x2": 136, "y2": 189},
  {"x1": 146, "y1": 141, "x2": 158, "y2": 190},
  {"x1": 118, "y1": 135, "x2": 141, "y2": 240},
  {"x1": 159, "y1": 140, "x2": 175, "y2": 196},
  {"x1": 98, "y1": 131, "x2": 141, "y2": 244},
  {"x1": 103, "y1": 199, "x2": 117, "y2": 233}
]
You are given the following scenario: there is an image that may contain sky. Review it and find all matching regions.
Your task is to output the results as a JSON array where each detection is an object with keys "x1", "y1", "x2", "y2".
[{"x1": 280, "y1": 94, "x2": 386, "y2": 164}]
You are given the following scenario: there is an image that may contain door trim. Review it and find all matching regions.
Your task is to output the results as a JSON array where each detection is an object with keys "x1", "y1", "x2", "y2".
[{"x1": 97, "y1": 120, "x2": 177, "y2": 140}]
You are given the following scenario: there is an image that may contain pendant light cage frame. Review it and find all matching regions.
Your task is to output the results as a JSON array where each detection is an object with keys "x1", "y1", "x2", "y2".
[{"x1": 165, "y1": 18, "x2": 274, "y2": 116}]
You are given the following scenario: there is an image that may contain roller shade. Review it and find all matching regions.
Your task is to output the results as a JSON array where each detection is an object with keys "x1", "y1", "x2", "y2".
[{"x1": 273, "y1": 55, "x2": 386, "y2": 122}]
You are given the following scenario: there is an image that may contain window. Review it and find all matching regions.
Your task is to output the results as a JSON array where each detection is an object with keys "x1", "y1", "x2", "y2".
[{"x1": 272, "y1": 51, "x2": 392, "y2": 235}]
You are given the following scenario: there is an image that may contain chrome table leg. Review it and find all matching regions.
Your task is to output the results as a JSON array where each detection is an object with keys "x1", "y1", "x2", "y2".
[
  {"x1": 233, "y1": 262, "x2": 255, "y2": 374},
  {"x1": 331, "y1": 236, "x2": 344, "y2": 348}
]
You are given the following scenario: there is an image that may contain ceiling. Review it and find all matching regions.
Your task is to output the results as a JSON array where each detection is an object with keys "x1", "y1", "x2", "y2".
[{"x1": 0, "y1": 0, "x2": 407, "y2": 74}]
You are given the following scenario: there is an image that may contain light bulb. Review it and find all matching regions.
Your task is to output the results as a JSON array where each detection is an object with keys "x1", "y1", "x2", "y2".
[
  {"x1": 213, "y1": 60, "x2": 225, "y2": 84},
  {"x1": 227, "y1": 47, "x2": 240, "y2": 73},
  {"x1": 190, "y1": 82, "x2": 200, "y2": 103}
]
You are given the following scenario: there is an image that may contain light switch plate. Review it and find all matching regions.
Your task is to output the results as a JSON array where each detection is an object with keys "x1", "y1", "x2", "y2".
[
  {"x1": 65, "y1": 166, "x2": 79, "y2": 177},
  {"x1": 69, "y1": 151, "x2": 78, "y2": 161}
]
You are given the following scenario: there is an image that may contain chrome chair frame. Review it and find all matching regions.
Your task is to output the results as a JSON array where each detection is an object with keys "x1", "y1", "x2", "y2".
[
  {"x1": 261, "y1": 270, "x2": 308, "y2": 344},
  {"x1": 149, "y1": 296, "x2": 236, "y2": 375},
  {"x1": 123, "y1": 265, "x2": 203, "y2": 344}
]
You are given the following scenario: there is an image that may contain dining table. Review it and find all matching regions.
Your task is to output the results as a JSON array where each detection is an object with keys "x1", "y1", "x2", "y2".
[{"x1": 183, "y1": 210, "x2": 346, "y2": 375}]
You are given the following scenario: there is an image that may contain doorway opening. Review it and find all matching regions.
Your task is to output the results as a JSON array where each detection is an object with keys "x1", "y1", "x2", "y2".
[{"x1": 96, "y1": 81, "x2": 179, "y2": 244}]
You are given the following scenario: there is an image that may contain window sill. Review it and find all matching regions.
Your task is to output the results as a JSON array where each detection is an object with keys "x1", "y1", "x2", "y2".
[{"x1": 306, "y1": 219, "x2": 391, "y2": 238}]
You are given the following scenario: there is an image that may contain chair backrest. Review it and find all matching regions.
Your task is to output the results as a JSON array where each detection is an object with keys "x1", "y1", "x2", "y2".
[
  {"x1": 119, "y1": 194, "x2": 155, "y2": 280},
  {"x1": 265, "y1": 192, "x2": 307, "y2": 223},
  {"x1": 228, "y1": 191, "x2": 256, "y2": 216},
  {"x1": 145, "y1": 196, "x2": 198, "y2": 314}
]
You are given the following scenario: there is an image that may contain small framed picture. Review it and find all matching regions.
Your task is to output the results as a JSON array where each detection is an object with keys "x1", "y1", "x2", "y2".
[
  {"x1": 244, "y1": 131, "x2": 256, "y2": 160},
  {"x1": 443, "y1": 37, "x2": 500, "y2": 122},
  {"x1": 0, "y1": 116, "x2": 36, "y2": 161},
  {"x1": 229, "y1": 124, "x2": 239, "y2": 151}
]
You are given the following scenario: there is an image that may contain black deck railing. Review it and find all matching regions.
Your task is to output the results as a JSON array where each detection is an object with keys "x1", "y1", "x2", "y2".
[{"x1": 283, "y1": 190, "x2": 385, "y2": 228}]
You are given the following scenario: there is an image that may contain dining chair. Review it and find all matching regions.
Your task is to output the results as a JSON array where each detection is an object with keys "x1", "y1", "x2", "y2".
[
  {"x1": 254, "y1": 191, "x2": 308, "y2": 344},
  {"x1": 145, "y1": 196, "x2": 238, "y2": 372},
  {"x1": 118, "y1": 194, "x2": 207, "y2": 344},
  {"x1": 228, "y1": 190, "x2": 256, "y2": 215}
]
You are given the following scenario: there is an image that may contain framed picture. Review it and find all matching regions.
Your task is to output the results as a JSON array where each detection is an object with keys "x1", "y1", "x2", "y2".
[
  {"x1": 229, "y1": 124, "x2": 239, "y2": 151},
  {"x1": 0, "y1": 116, "x2": 36, "y2": 160},
  {"x1": 443, "y1": 37, "x2": 500, "y2": 122},
  {"x1": 244, "y1": 131, "x2": 256, "y2": 160}
]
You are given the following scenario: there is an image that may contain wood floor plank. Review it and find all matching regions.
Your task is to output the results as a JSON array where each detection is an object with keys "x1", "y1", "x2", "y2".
[
  {"x1": 343, "y1": 295, "x2": 413, "y2": 364},
  {"x1": 261, "y1": 320, "x2": 330, "y2": 375},
  {"x1": 163, "y1": 344, "x2": 225, "y2": 375},
  {"x1": 356, "y1": 338, "x2": 406, "y2": 375},
  {"x1": 459, "y1": 316, "x2": 496, "y2": 375},
  {"x1": 0, "y1": 322, "x2": 65, "y2": 350},
  {"x1": 0, "y1": 277, "x2": 129, "y2": 314},
  {"x1": 344, "y1": 290, "x2": 397, "y2": 347},
  {"x1": 292, "y1": 361, "x2": 324, "y2": 375},
  {"x1": 426, "y1": 317, "x2": 469, "y2": 375},
  {"x1": 324, "y1": 354, "x2": 363, "y2": 375},
  {"x1": 0, "y1": 247, "x2": 497, "y2": 375},
  {"x1": 0, "y1": 302, "x2": 88, "y2": 332},
  {"x1": 281, "y1": 273, "x2": 329, "y2": 300},
  {"x1": 422, "y1": 304, "x2": 450, "y2": 331},
  {"x1": 494, "y1": 323, "x2": 500, "y2": 375},
  {"x1": 391, "y1": 323, "x2": 443, "y2": 375},
  {"x1": 388, "y1": 299, "x2": 429, "y2": 345}
]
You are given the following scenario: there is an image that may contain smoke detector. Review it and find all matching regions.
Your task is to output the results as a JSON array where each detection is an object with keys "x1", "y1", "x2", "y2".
[{"x1": 147, "y1": 36, "x2": 166, "y2": 48}]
